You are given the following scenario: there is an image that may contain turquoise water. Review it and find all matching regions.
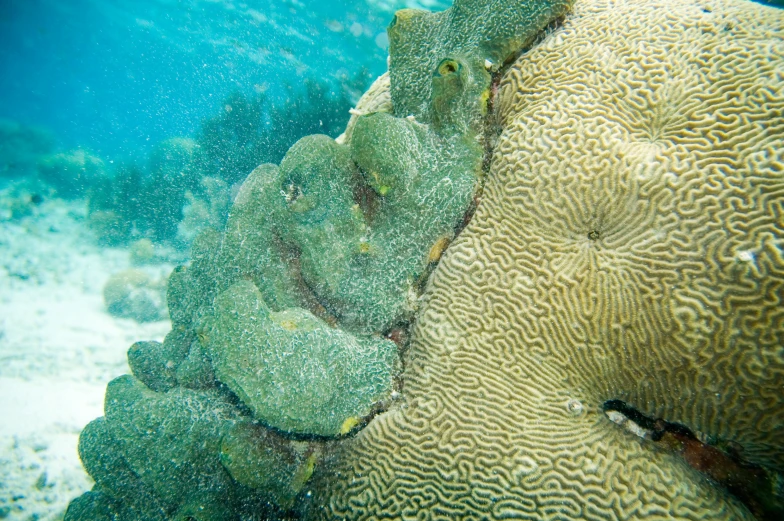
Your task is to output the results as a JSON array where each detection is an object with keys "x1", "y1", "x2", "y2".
[
  {"x1": 0, "y1": 0, "x2": 449, "y2": 158},
  {"x1": 0, "y1": 0, "x2": 448, "y2": 246}
]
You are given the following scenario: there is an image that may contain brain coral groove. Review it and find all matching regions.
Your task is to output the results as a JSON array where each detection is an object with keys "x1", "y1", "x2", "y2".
[{"x1": 306, "y1": 0, "x2": 784, "y2": 519}]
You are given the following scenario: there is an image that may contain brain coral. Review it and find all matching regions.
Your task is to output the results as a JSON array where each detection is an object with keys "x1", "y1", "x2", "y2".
[{"x1": 307, "y1": 0, "x2": 784, "y2": 519}]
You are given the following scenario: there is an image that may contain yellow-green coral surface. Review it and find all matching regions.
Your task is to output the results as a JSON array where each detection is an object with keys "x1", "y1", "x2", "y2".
[{"x1": 308, "y1": 0, "x2": 784, "y2": 519}]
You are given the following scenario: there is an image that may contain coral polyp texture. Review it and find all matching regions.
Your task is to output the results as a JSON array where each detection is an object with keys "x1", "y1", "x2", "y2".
[
  {"x1": 388, "y1": 0, "x2": 572, "y2": 125},
  {"x1": 204, "y1": 280, "x2": 400, "y2": 437},
  {"x1": 308, "y1": 0, "x2": 784, "y2": 519}
]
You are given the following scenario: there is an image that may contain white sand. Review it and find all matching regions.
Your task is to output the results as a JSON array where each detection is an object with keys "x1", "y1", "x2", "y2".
[{"x1": 0, "y1": 199, "x2": 172, "y2": 520}]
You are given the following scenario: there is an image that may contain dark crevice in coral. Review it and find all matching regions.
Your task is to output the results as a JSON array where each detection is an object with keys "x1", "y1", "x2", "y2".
[
  {"x1": 214, "y1": 381, "x2": 256, "y2": 418},
  {"x1": 269, "y1": 233, "x2": 338, "y2": 327},
  {"x1": 381, "y1": 24, "x2": 576, "y2": 410},
  {"x1": 603, "y1": 400, "x2": 784, "y2": 521},
  {"x1": 506, "y1": 12, "x2": 569, "y2": 70},
  {"x1": 464, "y1": 13, "x2": 570, "y2": 235},
  {"x1": 350, "y1": 173, "x2": 382, "y2": 225},
  {"x1": 377, "y1": 16, "x2": 577, "y2": 414}
]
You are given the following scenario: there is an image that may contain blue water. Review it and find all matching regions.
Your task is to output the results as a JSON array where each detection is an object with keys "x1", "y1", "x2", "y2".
[{"x1": 0, "y1": 0, "x2": 449, "y2": 159}]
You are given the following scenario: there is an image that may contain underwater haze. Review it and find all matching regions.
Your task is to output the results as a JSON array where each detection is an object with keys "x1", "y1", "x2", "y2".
[{"x1": 0, "y1": 0, "x2": 449, "y2": 157}]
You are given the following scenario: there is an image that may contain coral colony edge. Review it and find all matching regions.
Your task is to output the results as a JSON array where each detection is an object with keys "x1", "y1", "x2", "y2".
[{"x1": 65, "y1": 0, "x2": 784, "y2": 520}]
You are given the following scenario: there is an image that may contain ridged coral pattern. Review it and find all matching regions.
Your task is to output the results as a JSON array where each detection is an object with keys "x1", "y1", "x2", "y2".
[{"x1": 309, "y1": 0, "x2": 783, "y2": 519}]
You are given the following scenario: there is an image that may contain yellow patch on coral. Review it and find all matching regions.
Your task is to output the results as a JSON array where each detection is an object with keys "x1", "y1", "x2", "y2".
[
  {"x1": 278, "y1": 320, "x2": 298, "y2": 331},
  {"x1": 427, "y1": 236, "x2": 451, "y2": 263},
  {"x1": 291, "y1": 452, "x2": 319, "y2": 493},
  {"x1": 339, "y1": 416, "x2": 360, "y2": 434},
  {"x1": 479, "y1": 87, "x2": 490, "y2": 115}
]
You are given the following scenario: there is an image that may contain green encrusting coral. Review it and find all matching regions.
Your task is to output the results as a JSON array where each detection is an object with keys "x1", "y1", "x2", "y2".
[
  {"x1": 76, "y1": 417, "x2": 168, "y2": 520},
  {"x1": 213, "y1": 117, "x2": 482, "y2": 335},
  {"x1": 220, "y1": 422, "x2": 318, "y2": 508},
  {"x1": 72, "y1": 376, "x2": 309, "y2": 520},
  {"x1": 388, "y1": 0, "x2": 571, "y2": 124},
  {"x1": 104, "y1": 376, "x2": 240, "y2": 516},
  {"x1": 66, "y1": 0, "x2": 572, "y2": 517},
  {"x1": 204, "y1": 280, "x2": 400, "y2": 437}
]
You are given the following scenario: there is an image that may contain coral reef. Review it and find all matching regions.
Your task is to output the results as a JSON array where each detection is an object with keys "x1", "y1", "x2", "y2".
[
  {"x1": 309, "y1": 0, "x2": 784, "y2": 519},
  {"x1": 102, "y1": 269, "x2": 167, "y2": 323},
  {"x1": 67, "y1": 0, "x2": 573, "y2": 517},
  {"x1": 223, "y1": 117, "x2": 481, "y2": 334},
  {"x1": 36, "y1": 149, "x2": 105, "y2": 199},
  {"x1": 66, "y1": 0, "x2": 784, "y2": 519},
  {"x1": 0, "y1": 119, "x2": 55, "y2": 181}
]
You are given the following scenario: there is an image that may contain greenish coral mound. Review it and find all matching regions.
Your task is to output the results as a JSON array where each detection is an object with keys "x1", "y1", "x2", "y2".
[
  {"x1": 388, "y1": 0, "x2": 573, "y2": 125},
  {"x1": 287, "y1": 117, "x2": 480, "y2": 333},
  {"x1": 67, "y1": 374, "x2": 323, "y2": 521},
  {"x1": 204, "y1": 280, "x2": 400, "y2": 437},
  {"x1": 66, "y1": 376, "x2": 240, "y2": 521},
  {"x1": 36, "y1": 148, "x2": 105, "y2": 199},
  {"x1": 127, "y1": 334, "x2": 190, "y2": 392},
  {"x1": 103, "y1": 375, "x2": 241, "y2": 514},
  {"x1": 214, "y1": 111, "x2": 482, "y2": 334},
  {"x1": 220, "y1": 421, "x2": 317, "y2": 508},
  {"x1": 74, "y1": 417, "x2": 167, "y2": 520}
]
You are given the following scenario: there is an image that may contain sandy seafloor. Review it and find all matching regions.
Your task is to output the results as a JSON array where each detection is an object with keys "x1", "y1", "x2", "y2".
[{"x1": 0, "y1": 197, "x2": 173, "y2": 520}]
